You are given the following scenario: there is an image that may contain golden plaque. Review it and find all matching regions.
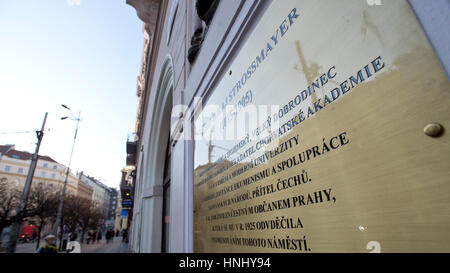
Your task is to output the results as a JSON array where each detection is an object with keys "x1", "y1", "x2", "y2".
[{"x1": 193, "y1": 0, "x2": 450, "y2": 253}]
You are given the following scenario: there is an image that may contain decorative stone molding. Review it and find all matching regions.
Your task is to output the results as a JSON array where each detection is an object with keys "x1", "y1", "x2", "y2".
[
  {"x1": 188, "y1": 0, "x2": 221, "y2": 64},
  {"x1": 126, "y1": 0, "x2": 160, "y2": 35},
  {"x1": 137, "y1": 24, "x2": 151, "y2": 99},
  {"x1": 127, "y1": 0, "x2": 160, "y2": 143},
  {"x1": 195, "y1": 0, "x2": 220, "y2": 26},
  {"x1": 188, "y1": 27, "x2": 206, "y2": 63}
]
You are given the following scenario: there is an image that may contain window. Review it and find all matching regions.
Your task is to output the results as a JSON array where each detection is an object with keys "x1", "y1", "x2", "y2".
[
  {"x1": 51, "y1": 173, "x2": 56, "y2": 179},
  {"x1": 41, "y1": 171, "x2": 46, "y2": 177},
  {"x1": 53, "y1": 165, "x2": 57, "y2": 170},
  {"x1": 12, "y1": 155, "x2": 20, "y2": 159},
  {"x1": 18, "y1": 168, "x2": 24, "y2": 174},
  {"x1": 43, "y1": 163, "x2": 48, "y2": 168},
  {"x1": 4, "y1": 166, "x2": 11, "y2": 172},
  {"x1": 166, "y1": 0, "x2": 180, "y2": 44}
]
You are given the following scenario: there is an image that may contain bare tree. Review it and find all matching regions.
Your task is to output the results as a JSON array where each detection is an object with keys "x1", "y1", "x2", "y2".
[
  {"x1": 77, "y1": 203, "x2": 104, "y2": 243},
  {"x1": 61, "y1": 195, "x2": 106, "y2": 245},
  {"x1": 62, "y1": 195, "x2": 84, "y2": 234},
  {"x1": 0, "y1": 178, "x2": 20, "y2": 236},
  {"x1": 26, "y1": 185, "x2": 59, "y2": 249}
]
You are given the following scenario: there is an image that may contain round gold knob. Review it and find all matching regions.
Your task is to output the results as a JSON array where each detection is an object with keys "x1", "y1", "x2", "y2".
[{"x1": 424, "y1": 122, "x2": 444, "y2": 137}]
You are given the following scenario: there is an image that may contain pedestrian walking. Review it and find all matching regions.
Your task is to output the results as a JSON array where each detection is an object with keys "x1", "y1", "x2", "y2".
[
  {"x1": 36, "y1": 234, "x2": 58, "y2": 253},
  {"x1": 122, "y1": 229, "x2": 128, "y2": 243},
  {"x1": 70, "y1": 231, "x2": 77, "y2": 242},
  {"x1": 107, "y1": 229, "x2": 113, "y2": 244},
  {"x1": 109, "y1": 229, "x2": 115, "y2": 243},
  {"x1": 92, "y1": 230, "x2": 97, "y2": 244},
  {"x1": 32, "y1": 229, "x2": 37, "y2": 243},
  {"x1": 97, "y1": 230, "x2": 102, "y2": 243},
  {"x1": 86, "y1": 231, "x2": 92, "y2": 244}
]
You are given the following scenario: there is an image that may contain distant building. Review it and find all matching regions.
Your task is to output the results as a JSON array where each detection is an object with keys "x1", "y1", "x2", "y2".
[
  {"x1": 77, "y1": 171, "x2": 111, "y2": 218},
  {"x1": 115, "y1": 190, "x2": 130, "y2": 232},
  {"x1": 77, "y1": 178, "x2": 94, "y2": 202},
  {"x1": 107, "y1": 187, "x2": 118, "y2": 221},
  {"x1": 118, "y1": 167, "x2": 134, "y2": 232},
  {"x1": 114, "y1": 191, "x2": 123, "y2": 232},
  {"x1": 0, "y1": 144, "x2": 81, "y2": 196}
]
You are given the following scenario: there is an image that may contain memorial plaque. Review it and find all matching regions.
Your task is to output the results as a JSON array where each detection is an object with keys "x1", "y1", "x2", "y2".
[{"x1": 193, "y1": 0, "x2": 450, "y2": 252}]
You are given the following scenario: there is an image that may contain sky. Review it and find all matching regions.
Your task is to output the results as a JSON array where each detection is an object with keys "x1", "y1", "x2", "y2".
[{"x1": 0, "y1": 0, "x2": 144, "y2": 189}]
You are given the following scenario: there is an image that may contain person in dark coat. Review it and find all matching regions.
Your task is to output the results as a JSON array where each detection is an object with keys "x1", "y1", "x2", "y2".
[
  {"x1": 97, "y1": 230, "x2": 102, "y2": 243},
  {"x1": 32, "y1": 229, "x2": 37, "y2": 243},
  {"x1": 86, "y1": 231, "x2": 92, "y2": 244},
  {"x1": 122, "y1": 229, "x2": 128, "y2": 243},
  {"x1": 92, "y1": 230, "x2": 97, "y2": 244},
  {"x1": 105, "y1": 229, "x2": 113, "y2": 244},
  {"x1": 69, "y1": 232, "x2": 77, "y2": 242}
]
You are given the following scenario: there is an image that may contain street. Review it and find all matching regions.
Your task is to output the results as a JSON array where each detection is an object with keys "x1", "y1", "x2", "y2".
[{"x1": 15, "y1": 236, "x2": 129, "y2": 254}]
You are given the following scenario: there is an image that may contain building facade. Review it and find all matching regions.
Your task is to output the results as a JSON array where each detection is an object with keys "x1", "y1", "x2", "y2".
[
  {"x1": 118, "y1": 167, "x2": 134, "y2": 232},
  {"x1": 114, "y1": 190, "x2": 129, "y2": 233},
  {"x1": 107, "y1": 188, "x2": 118, "y2": 221},
  {"x1": 125, "y1": 0, "x2": 450, "y2": 253},
  {"x1": 78, "y1": 172, "x2": 111, "y2": 217},
  {"x1": 76, "y1": 178, "x2": 94, "y2": 202},
  {"x1": 0, "y1": 145, "x2": 79, "y2": 196}
]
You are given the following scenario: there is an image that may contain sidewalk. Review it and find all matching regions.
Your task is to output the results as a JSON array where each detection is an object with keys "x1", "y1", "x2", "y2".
[
  {"x1": 81, "y1": 237, "x2": 130, "y2": 253},
  {"x1": 14, "y1": 236, "x2": 130, "y2": 253},
  {"x1": 15, "y1": 242, "x2": 39, "y2": 253}
]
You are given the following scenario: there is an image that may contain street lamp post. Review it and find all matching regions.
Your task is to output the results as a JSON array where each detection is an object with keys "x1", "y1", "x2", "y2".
[
  {"x1": 53, "y1": 105, "x2": 81, "y2": 250},
  {"x1": 5, "y1": 113, "x2": 48, "y2": 253}
]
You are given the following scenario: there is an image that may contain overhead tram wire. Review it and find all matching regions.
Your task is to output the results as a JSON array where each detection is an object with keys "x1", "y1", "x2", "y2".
[{"x1": 0, "y1": 129, "x2": 51, "y2": 135}]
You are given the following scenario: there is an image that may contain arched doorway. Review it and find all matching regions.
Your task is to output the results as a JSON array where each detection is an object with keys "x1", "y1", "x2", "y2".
[{"x1": 138, "y1": 55, "x2": 174, "y2": 253}]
